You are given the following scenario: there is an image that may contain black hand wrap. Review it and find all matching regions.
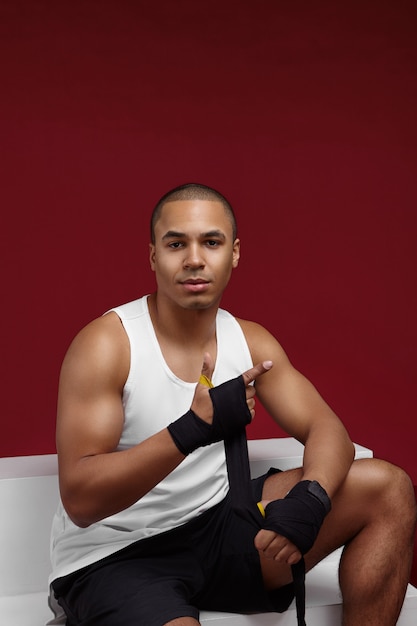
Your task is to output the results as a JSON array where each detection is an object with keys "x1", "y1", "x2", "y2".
[
  {"x1": 167, "y1": 376, "x2": 251, "y2": 455},
  {"x1": 263, "y1": 480, "x2": 331, "y2": 555}
]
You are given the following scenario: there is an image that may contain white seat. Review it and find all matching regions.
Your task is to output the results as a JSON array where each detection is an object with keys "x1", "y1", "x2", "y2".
[{"x1": 1, "y1": 438, "x2": 416, "y2": 625}]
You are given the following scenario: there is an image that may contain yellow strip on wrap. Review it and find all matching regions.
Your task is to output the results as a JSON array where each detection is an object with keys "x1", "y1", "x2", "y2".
[
  {"x1": 257, "y1": 502, "x2": 266, "y2": 518},
  {"x1": 199, "y1": 374, "x2": 214, "y2": 388}
]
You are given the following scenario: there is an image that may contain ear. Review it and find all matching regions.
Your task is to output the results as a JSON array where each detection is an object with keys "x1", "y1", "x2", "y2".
[
  {"x1": 232, "y1": 238, "x2": 240, "y2": 268},
  {"x1": 149, "y1": 243, "x2": 156, "y2": 271}
]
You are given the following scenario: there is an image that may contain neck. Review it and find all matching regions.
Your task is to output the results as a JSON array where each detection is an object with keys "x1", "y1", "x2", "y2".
[{"x1": 147, "y1": 292, "x2": 219, "y2": 346}]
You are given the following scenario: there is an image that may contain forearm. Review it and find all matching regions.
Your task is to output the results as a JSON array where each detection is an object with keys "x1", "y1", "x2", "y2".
[
  {"x1": 301, "y1": 418, "x2": 355, "y2": 498},
  {"x1": 60, "y1": 429, "x2": 185, "y2": 528},
  {"x1": 58, "y1": 357, "x2": 267, "y2": 528}
]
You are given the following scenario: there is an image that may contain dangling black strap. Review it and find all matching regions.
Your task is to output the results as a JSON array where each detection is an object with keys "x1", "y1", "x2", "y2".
[
  {"x1": 291, "y1": 558, "x2": 306, "y2": 626},
  {"x1": 224, "y1": 430, "x2": 261, "y2": 526},
  {"x1": 224, "y1": 430, "x2": 307, "y2": 626}
]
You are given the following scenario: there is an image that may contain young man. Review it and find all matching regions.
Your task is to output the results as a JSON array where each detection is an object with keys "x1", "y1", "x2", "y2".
[{"x1": 49, "y1": 183, "x2": 416, "y2": 626}]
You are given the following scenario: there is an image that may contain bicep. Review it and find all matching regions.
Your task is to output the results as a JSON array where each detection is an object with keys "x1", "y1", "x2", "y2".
[
  {"x1": 258, "y1": 363, "x2": 339, "y2": 441},
  {"x1": 56, "y1": 316, "x2": 129, "y2": 478}
]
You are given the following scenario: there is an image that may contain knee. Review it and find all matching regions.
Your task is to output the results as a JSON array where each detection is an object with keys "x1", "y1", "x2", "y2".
[
  {"x1": 387, "y1": 462, "x2": 417, "y2": 526},
  {"x1": 352, "y1": 458, "x2": 417, "y2": 527}
]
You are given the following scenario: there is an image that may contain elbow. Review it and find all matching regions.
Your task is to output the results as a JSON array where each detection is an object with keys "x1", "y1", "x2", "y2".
[
  {"x1": 63, "y1": 501, "x2": 94, "y2": 528},
  {"x1": 60, "y1": 488, "x2": 98, "y2": 528},
  {"x1": 345, "y1": 440, "x2": 355, "y2": 469},
  {"x1": 70, "y1": 513, "x2": 94, "y2": 529},
  {"x1": 344, "y1": 430, "x2": 356, "y2": 464},
  {"x1": 337, "y1": 427, "x2": 355, "y2": 469},
  {"x1": 71, "y1": 518, "x2": 91, "y2": 529}
]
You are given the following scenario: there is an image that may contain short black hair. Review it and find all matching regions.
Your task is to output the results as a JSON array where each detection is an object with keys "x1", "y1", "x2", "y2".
[{"x1": 150, "y1": 183, "x2": 237, "y2": 244}]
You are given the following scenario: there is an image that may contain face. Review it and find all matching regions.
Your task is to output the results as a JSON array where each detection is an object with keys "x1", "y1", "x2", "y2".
[{"x1": 149, "y1": 199, "x2": 240, "y2": 310}]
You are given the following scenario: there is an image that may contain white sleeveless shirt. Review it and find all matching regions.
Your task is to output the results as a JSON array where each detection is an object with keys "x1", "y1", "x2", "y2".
[{"x1": 49, "y1": 296, "x2": 253, "y2": 582}]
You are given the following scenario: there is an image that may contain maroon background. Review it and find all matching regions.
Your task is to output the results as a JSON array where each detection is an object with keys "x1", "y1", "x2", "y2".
[{"x1": 1, "y1": 0, "x2": 416, "y2": 499}]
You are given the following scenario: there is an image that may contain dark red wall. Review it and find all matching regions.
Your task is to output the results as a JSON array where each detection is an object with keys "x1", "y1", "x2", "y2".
[{"x1": 2, "y1": 1, "x2": 417, "y2": 483}]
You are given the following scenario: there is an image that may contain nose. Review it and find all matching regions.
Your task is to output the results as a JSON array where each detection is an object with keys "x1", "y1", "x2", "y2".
[{"x1": 183, "y1": 243, "x2": 205, "y2": 270}]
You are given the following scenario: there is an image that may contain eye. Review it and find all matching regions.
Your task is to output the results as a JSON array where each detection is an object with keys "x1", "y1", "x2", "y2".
[
  {"x1": 206, "y1": 240, "x2": 220, "y2": 247},
  {"x1": 168, "y1": 241, "x2": 183, "y2": 249}
]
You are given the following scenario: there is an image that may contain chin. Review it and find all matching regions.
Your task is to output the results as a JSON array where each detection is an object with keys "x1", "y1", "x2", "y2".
[{"x1": 182, "y1": 296, "x2": 214, "y2": 310}]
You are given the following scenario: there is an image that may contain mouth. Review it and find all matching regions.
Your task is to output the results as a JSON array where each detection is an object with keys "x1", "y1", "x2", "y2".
[{"x1": 180, "y1": 278, "x2": 210, "y2": 292}]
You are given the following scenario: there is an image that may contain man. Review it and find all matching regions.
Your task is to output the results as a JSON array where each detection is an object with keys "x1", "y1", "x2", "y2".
[{"x1": 49, "y1": 183, "x2": 416, "y2": 626}]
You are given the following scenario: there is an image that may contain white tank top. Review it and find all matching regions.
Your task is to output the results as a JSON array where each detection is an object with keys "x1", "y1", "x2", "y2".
[{"x1": 49, "y1": 296, "x2": 253, "y2": 582}]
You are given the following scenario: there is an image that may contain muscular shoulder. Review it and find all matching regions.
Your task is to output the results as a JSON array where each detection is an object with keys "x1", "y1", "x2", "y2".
[
  {"x1": 60, "y1": 312, "x2": 130, "y2": 392},
  {"x1": 235, "y1": 317, "x2": 290, "y2": 367}
]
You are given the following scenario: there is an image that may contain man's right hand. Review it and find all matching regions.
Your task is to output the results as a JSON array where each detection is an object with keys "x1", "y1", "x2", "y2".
[
  {"x1": 191, "y1": 353, "x2": 273, "y2": 424},
  {"x1": 167, "y1": 355, "x2": 273, "y2": 456}
]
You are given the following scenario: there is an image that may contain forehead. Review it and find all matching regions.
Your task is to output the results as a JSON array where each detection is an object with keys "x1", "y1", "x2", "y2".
[{"x1": 156, "y1": 199, "x2": 233, "y2": 236}]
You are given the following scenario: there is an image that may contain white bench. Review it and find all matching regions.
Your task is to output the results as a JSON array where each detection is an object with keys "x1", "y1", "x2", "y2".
[{"x1": 1, "y1": 438, "x2": 416, "y2": 625}]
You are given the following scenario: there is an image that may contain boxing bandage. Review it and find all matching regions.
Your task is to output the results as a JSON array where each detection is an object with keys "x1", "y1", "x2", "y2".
[
  {"x1": 167, "y1": 376, "x2": 251, "y2": 455},
  {"x1": 263, "y1": 480, "x2": 331, "y2": 555}
]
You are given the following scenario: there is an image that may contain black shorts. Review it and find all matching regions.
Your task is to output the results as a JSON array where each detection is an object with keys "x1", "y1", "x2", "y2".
[{"x1": 52, "y1": 470, "x2": 294, "y2": 626}]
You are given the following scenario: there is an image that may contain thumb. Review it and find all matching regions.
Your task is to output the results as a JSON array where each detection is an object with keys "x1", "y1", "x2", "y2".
[
  {"x1": 199, "y1": 352, "x2": 215, "y2": 387},
  {"x1": 242, "y1": 360, "x2": 273, "y2": 386}
]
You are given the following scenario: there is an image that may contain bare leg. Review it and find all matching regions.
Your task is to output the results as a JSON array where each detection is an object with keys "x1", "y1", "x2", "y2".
[
  {"x1": 333, "y1": 459, "x2": 416, "y2": 626},
  {"x1": 165, "y1": 619, "x2": 200, "y2": 625},
  {"x1": 258, "y1": 458, "x2": 417, "y2": 626}
]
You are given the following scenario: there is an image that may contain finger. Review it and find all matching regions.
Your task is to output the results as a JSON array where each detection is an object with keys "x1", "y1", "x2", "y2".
[
  {"x1": 255, "y1": 532, "x2": 301, "y2": 564},
  {"x1": 286, "y1": 549, "x2": 303, "y2": 566},
  {"x1": 273, "y1": 543, "x2": 302, "y2": 565},
  {"x1": 242, "y1": 360, "x2": 273, "y2": 386},
  {"x1": 247, "y1": 397, "x2": 256, "y2": 420},
  {"x1": 254, "y1": 528, "x2": 277, "y2": 552},
  {"x1": 199, "y1": 352, "x2": 215, "y2": 387}
]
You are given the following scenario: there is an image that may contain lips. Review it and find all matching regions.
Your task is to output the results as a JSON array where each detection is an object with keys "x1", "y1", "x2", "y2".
[
  {"x1": 182, "y1": 278, "x2": 208, "y2": 284},
  {"x1": 180, "y1": 278, "x2": 210, "y2": 292}
]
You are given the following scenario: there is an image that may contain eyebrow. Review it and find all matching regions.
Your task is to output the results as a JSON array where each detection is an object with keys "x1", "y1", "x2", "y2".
[{"x1": 161, "y1": 229, "x2": 226, "y2": 241}]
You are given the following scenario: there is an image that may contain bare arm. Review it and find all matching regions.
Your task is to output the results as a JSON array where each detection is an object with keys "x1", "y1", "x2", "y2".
[
  {"x1": 56, "y1": 313, "x2": 188, "y2": 527},
  {"x1": 240, "y1": 319, "x2": 355, "y2": 498},
  {"x1": 56, "y1": 313, "x2": 270, "y2": 528}
]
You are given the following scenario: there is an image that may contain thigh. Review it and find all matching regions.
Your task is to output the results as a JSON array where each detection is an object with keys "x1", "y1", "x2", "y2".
[
  {"x1": 306, "y1": 457, "x2": 414, "y2": 566},
  {"x1": 52, "y1": 548, "x2": 201, "y2": 626},
  {"x1": 258, "y1": 458, "x2": 409, "y2": 579},
  {"x1": 164, "y1": 617, "x2": 200, "y2": 626}
]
